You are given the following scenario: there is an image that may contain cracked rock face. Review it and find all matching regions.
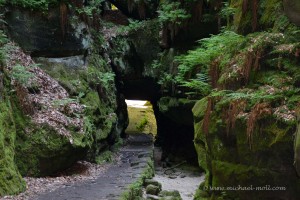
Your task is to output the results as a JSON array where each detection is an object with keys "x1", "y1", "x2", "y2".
[{"x1": 283, "y1": 0, "x2": 300, "y2": 26}]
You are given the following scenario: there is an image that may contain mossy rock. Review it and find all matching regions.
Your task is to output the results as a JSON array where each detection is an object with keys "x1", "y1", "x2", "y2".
[
  {"x1": 146, "y1": 184, "x2": 160, "y2": 195},
  {"x1": 211, "y1": 160, "x2": 300, "y2": 200},
  {"x1": 144, "y1": 179, "x2": 162, "y2": 191},
  {"x1": 158, "y1": 190, "x2": 182, "y2": 200},
  {"x1": 193, "y1": 96, "x2": 300, "y2": 199},
  {"x1": 35, "y1": 53, "x2": 120, "y2": 163},
  {"x1": 0, "y1": 101, "x2": 26, "y2": 196},
  {"x1": 15, "y1": 122, "x2": 90, "y2": 176},
  {"x1": 158, "y1": 97, "x2": 197, "y2": 126}
]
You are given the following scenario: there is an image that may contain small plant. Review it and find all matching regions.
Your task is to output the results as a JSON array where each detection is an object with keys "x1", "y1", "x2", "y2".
[
  {"x1": 11, "y1": 64, "x2": 34, "y2": 86},
  {"x1": 87, "y1": 66, "x2": 115, "y2": 89},
  {"x1": 52, "y1": 98, "x2": 76, "y2": 108},
  {"x1": 157, "y1": 1, "x2": 191, "y2": 25},
  {"x1": 95, "y1": 150, "x2": 113, "y2": 164},
  {"x1": 136, "y1": 117, "x2": 148, "y2": 132},
  {"x1": 0, "y1": 30, "x2": 8, "y2": 64},
  {"x1": 220, "y1": 2, "x2": 236, "y2": 23},
  {"x1": 117, "y1": 19, "x2": 146, "y2": 34}
]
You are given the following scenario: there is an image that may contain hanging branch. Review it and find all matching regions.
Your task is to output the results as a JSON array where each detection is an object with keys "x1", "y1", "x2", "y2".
[{"x1": 60, "y1": 2, "x2": 68, "y2": 39}]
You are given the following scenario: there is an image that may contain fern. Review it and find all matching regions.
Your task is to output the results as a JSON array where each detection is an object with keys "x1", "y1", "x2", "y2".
[
  {"x1": 172, "y1": 31, "x2": 246, "y2": 96},
  {"x1": 11, "y1": 64, "x2": 34, "y2": 86},
  {"x1": 158, "y1": 1, "x2": 191, "y2": 25}
]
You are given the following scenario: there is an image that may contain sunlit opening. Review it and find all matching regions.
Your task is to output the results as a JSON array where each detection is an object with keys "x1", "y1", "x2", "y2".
[{"x1": 125, "y1": 100, "x2": 157, "y2": 136}]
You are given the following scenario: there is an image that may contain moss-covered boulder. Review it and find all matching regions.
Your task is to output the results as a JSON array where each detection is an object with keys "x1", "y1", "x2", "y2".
[{"x1": 33, "y1": 52, "x2": 122, "y2": 164}]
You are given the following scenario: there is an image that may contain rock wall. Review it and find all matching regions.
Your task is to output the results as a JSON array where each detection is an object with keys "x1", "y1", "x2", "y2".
[
  {"x1": 0, "y1": 1, "x2": 127, "y2": 196},
  {"x1": 5, "y1": 6, "x2": 90, "y2": 57},
  {"x1": 191, "y1": 1, "x2": 300, "y2": 199},
  {"x1": 0, "y1": 89, "x2": 26, "y2": 196}
]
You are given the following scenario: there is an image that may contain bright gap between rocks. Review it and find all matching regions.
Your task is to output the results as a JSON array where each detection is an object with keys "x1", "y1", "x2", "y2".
[{"x1": 125, "y1": 99, "x2": 157, "y2": 136}]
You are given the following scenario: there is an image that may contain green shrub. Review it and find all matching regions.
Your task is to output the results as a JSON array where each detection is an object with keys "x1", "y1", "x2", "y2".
[{"x1": 136, "y1": 117, "x2": 148, "y2": 132}]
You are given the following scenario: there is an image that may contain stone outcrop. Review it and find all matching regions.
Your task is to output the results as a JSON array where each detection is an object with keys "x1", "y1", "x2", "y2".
[{"x1": 0, "y1": 2, "x2": 125, "y2": 192}]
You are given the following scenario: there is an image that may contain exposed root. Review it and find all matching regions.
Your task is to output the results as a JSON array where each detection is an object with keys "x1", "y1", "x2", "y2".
[
  {"x1": 224, "y1": 99, "x2": 247, "y2": 135},
  {"x1": 60, "y1": 2, "x2": 68, "y2": 39},
  {"x1": 203, "y1": 97, "x2": 214, "y2": 135},
  {"x1": 246, "y1": 103, "x2": 272, "y2": 149}
]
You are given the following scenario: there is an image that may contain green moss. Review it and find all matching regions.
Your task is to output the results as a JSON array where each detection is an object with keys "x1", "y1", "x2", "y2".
[
  {"x1": 120, "y1": 158, "x2": 154, "y2": 200},
  {"x1": 37, "y1": 54, "x2": 119, "y2": 163},
  {"x1": 15, "y1": 121, "x2": 90, "y2": 176},
  {"x1": 259, "y1": 0, "x2": 283, "y2": 28},
  {"x1": 158, "y1": 97, "x2": 196, "y2": 125},
  {"x1": 210, "y1": 160, "x2": 299, "y2": 199},
  {"x1": 192, "y1": 97, "x2": 208, "y2": 121},
  {"x1": 95, "y1": 150, "x2": 113, "y2": 164},
  {"x1": 0, "y1": 101, "x2": 26, "y2": 196},
  {"x1": 136, "y1": 117, "x2": 148, "y2": 132}
]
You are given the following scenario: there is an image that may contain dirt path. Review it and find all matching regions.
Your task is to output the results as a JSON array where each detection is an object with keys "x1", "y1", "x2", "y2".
[{"x1": 35, "y1": 134, "x2": 154, "y2": 200}]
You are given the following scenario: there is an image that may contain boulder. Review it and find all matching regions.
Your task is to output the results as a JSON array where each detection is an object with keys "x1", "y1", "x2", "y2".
[
  {"x1": 144, "y1": 179, "x2": 162, "y2": 191},
  {"x1": 158, "y1": 190, "x2": 181, "y2": 200},
  {"x1": 146, "y1": 184, "x2": 160, "y2": 195}
]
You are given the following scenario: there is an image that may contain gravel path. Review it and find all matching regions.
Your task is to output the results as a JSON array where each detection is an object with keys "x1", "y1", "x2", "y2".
[
  {"x1": 2, "y1": 134, "x2": 154, "y2": 200},
  {"x1": 36, "y1": 134, "x2": 153, "y2": 200},
  {"x1": 1, "y1": 161, "x2": 112, "y2": 200},
  {"x1": 154, "y1": 167, "x2": 204, "y2": 200},
  {"x1": 152, "y1": 147, "x2": 205, "y2": 200}
]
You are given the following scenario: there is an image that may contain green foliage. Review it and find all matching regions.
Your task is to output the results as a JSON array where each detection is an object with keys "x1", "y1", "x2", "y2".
[
  {"x1": 179, "y1": 74, "x2": 211, "y2": 96},
  {"x1": 52, "y1": 97, "x2": 76, "y2": 108},
  {"x1": 9, "y1": 0, "x2": 58, "y2": 11},
  {"x1": 0, "y1": 0, "x2": 6, "y2": 6},
  {"x1": 136, "y1": 117, "x2": 148, "y2": 132},
  {"x1": 117, "y1": 19, "x2": 146, "y2": 34},
  {"x1": 75, "y1": 0, "x2": 103, "y2": 16},
  {"x1": 95, "y1": 150, "x2": 112, "y2": 164},
  {"x1": 87, "y1": 66, "x2": 115, "y2": 89},
  {"x1": 11, "y1": 64, "x2": 34, "y2": 86},
  {"x1": 259, "y1": 0, "x2": 282, "y2": 27},
  {"x1": 172, "y1": 31, "x2": 245, "y2": 97},
  {"x1": 220, "y1": 2, "x2": 237, "y2": 25},
  {"x1": 0, "y1": 31, "x2": 7, "y2": 45},
  {"x1": 158, "y1": 1, "x2": 191, "y2": 25},
  {"x1": 0, "y1": 31, "x2": 8, "y2": 65},
  {"x1": 0, "y1": 101, "x2": 26, "y2": 196}
]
